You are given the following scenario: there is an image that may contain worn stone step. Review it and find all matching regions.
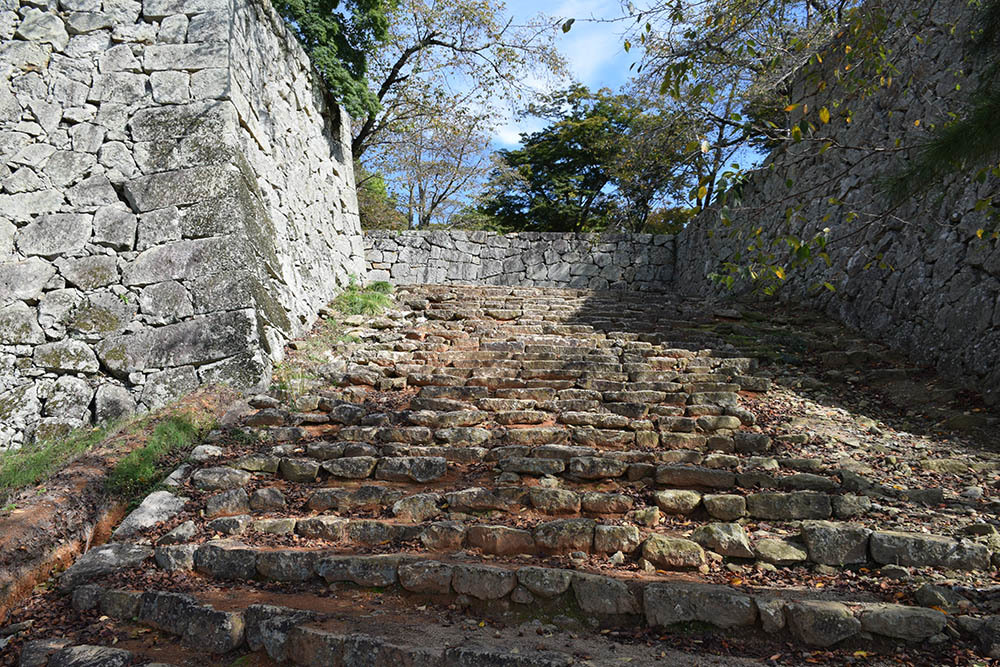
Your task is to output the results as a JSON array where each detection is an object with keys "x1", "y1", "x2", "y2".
[{"x1": 71, "y1": 564, "x2": 974, "y2": 656}]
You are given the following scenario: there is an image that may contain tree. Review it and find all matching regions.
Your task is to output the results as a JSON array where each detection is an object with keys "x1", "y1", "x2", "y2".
[
  {"x1": 478, "y1": 85, "x2": 697, "y2": 232},
  {"x1": 350, "y1": 0, "x2": 565, "y2": 228},
  {"x1": 609, "y1": 103, "x2": 700, "y2": 230},
  {"x1": 356, "y1": 164, "x2": 408, "y2": 229},
  {"x1": 479, "y1": 86, "x2": 634, "y2": 232},
  {"x1": 620, "y1": 0, "x2": 869, "y2": 210},
  {"x1": 391, "y1": 109, "x2": 493, "y2": 228},
  {"x1": 271, "y1": 0, "x2": 397, "y2": 120},
  {"x1": 608, "y1": 0, "x2": 946, "y2": 292},
  {"x1": 353, "y1": 0, "x2": 565, "y2": 159}
]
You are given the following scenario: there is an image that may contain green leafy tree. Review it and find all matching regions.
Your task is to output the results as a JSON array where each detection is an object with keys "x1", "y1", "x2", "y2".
[
  {"x1": 353, "y1": 0, "x2": 565, "y2": 158},
  {"x1": 356, "y1": 164, "x2": 408, "y2": 229},
  {"x1": 271, "y1": 0, "x2": 397, "y2": 119},
  {"x1": 609, "y1": 103, "x2": 700, "y2": 230},
  {"x1": 479, "y1": 86, "x2": 638, "y2": 232},
  {"x1": 479, "y1": 85, "x2": 697, "y2": 232}
]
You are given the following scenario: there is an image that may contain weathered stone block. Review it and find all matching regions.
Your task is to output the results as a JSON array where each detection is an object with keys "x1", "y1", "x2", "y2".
[
  {"x1": 97, "y1": 309, "x2": 257, "y2": 376},
  {"x1": 870, "y1": 530, "x2": 990, "y2": 570},
  {"x1": 786, "y1": 601, "x2": 860, "y2": 647},
  {"x1": 0, "y1": 302, "x2": 44, "y2": 344},
  {"x1": 58, "y1": 256, "x2": 118, "y2": 290},
  {"x1": 800, "y1": 521, "x2": 871, "y2": 566},
  {"x1": 34, "y1": 340, "x2": 99, "y2": 372},
  {"x1": 92, "y1": 206, "x2": 137, "y2": 250},
  {"x1": 15, "y1": 8, "x2": 69, "y2": 50},
  {"x1": 142, "y1": 0, "x2": 228, "y2": 19},
  {"x1": 127, "y1": 99, "x2": 236, "y2": 142},
  {"x1": 572, "y1": 573, "x2": 639, "y2": 615},
  {"x1": 16, "y1": 214, "x2": 92, "y2": 258},
  {"x1": 123, "y1": 166, "x2": 242, "y2": 212},
  {"x1": 645, "y1": 583, "x2": 757, "y2": 628}
]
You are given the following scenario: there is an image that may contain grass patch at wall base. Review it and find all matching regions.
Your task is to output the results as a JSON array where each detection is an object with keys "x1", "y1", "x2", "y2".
[
  {"x1": 333, "y1": 279, "x2": 394, "y2": 315},
  {"x1": 0, "y1": 423, "x2": 120, "y2": 498},
  {"x1": 106, "y1": 415, "x2": 206, "y2": 499}
]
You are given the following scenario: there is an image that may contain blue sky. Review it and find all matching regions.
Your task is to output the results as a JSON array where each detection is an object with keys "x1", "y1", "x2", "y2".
[{"x1": 493, "y1": 0, "x2": 636, "y2": 147}]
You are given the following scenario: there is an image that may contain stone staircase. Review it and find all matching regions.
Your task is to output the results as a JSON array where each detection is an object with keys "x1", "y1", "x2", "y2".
[{"x1": 7, "y1": 285, "x2": 1000, "y2": 666}]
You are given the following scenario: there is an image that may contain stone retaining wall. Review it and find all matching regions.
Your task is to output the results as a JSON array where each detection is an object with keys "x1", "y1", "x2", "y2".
[
  {"x1": 0, "y1": 0, "x2": 361, "y2": 447},
  {"x1": 674, "y1": 0, "x2": 1000, "y2": 404},
  {"x1": 364, "y1": 230, "x2": 675, "y2": 291}
]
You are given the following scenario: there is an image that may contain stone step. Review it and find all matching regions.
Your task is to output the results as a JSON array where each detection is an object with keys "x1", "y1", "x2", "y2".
[
  {"x1": 68, "y1": 564, "x2": 976, "y2": 657},
  {"x1": 217, "y1": 438, "x2": 968, "y2": 513}
]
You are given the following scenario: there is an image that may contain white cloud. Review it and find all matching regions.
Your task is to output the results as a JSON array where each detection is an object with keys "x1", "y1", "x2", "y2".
[{"x1": 493, "y1": 114, "x2": 547, "y2": 148}]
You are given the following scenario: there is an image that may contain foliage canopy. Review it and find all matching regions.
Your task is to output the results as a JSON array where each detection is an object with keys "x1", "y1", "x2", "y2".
[
  {"x1": 271, "y1": 0, "x2": 396, "y2": 119},
  {"x1": 478, "y1": 85, "x2": 697, "y2": 232}
]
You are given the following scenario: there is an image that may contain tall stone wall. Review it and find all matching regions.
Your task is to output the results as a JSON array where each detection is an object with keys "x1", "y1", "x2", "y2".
[
  {"x1": 0, "y1": 0, "x2": 362, "y2": 447},
  {"x1": 364, "y1": 230, "x2": 675, "y2": 291},
  {"x1": 675, "y1": 0, "x2": 1000, "y2": 404}
]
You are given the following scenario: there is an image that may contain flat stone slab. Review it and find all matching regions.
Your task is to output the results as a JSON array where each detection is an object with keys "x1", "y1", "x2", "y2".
[
  {"x1": 112, "y1": 491, "x2": 188, "y2": 539},
  {"x1": 59, "y1": 544, "x2": 153, "y2": 591}
]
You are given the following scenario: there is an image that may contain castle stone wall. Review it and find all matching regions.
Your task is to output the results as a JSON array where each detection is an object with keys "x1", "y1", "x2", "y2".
[
  {"x1": 674, "y1": 0, "x2": 1000, "y2": 404},
  {"x1": 365, "y1": 230, "x2": 675, "y2": 291},
  {"x1": 0, "y1": 0, "x2": 361, "y2": 447}
]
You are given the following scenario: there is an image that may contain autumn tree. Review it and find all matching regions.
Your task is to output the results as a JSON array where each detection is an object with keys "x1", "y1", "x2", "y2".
[{"x1": 353, "y1": 0, "x2": 565, "y2": 159}]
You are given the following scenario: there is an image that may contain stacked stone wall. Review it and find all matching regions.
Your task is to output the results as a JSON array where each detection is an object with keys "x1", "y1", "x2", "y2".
[
  {"x1": 0, "y1": 0, "x2": 361, "y2": 447},
  {"x1": 674, "y1": 0, "x2": 1000, "y2": 404},
  {"x1": 364, "y1": 230, "x2": 675, "y2": 291}
]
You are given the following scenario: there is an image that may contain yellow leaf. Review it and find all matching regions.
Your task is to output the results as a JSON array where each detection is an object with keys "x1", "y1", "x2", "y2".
[
  {"x1": 977, "y1": 228, "x2": 985, "y2": 239},
  {"x1": 853, "y1": 651, "x2": 870, "y2": 658},
  {"x1": 784, "y1": 103, "x2": 799, "y2": 112},
  {"x1": 730, "y1": 578, "x2": 743, "y2": 586},
  {"x1": 819, "y1": 107, "x2": 830, "y2": 124},
  {"x1": 914, "y1": 119, "x2": 921, "y2": 127},
  {"x1": 774, "y1": 267, "x2": 786, "y2": 280},
  {"x1": 697, "y1": 185, "x2": 708, "y2": 200}
]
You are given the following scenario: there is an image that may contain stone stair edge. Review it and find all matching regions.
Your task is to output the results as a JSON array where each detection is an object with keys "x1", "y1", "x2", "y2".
[{"x1": 68, "y1": 561, "x2": 973, "y2": 655}]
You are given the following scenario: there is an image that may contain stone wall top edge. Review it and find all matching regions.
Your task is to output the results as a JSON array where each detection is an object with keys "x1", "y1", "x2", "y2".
[
  {"x1": 233, "y1": 0, "x2": 352, "y2": 131},
  {"x1": 363, "y1": 230, "x2": 675, "y2": 241}
]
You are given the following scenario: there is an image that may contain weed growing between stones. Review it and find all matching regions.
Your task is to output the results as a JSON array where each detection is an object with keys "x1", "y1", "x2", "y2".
[
  {"x1": 333, "y1": 278, "x2": 394, "y2": 315},
  {"x1": 0, "y1": 422, "x2": 120, "y2": 503},
  {"x1": 107, "y1": 414, "x2": 215, "y2": 500},
  {"x1": 270, "y1": 280, "x2": 393, "y2": 400}
]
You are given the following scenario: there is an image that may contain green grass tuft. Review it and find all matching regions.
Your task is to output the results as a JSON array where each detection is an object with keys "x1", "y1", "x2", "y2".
[
  {"x1": 333, "y1": 281, "x2": 394, "y2": 315},
  {"x1": 106, "y1": 416, "x2": 203, "y2": 498},
  {"x1": 0, "y1": 422, "x2": 119, "y2": 499},
  {"x1": 366, "y1": 280, "x2": 394, "y2": 294}
]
